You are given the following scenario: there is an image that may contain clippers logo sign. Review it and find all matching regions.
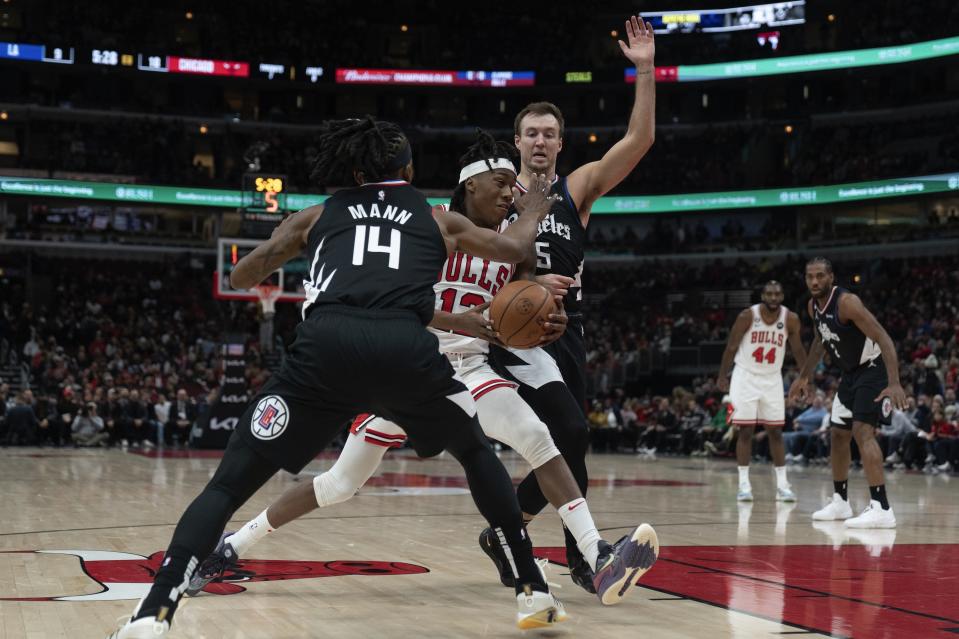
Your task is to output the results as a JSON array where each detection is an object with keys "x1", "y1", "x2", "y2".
[
  {"x1": 251, "y1": 395, "x2": 289, "y2": 440},
  {"x1": 0, "y1": 550, "x2": 428, "y2": 601}
]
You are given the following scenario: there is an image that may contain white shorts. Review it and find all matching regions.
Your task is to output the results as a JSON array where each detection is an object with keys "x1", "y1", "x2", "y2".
[
  {"x1": 729, "y1": 367, "x2": 785, "y2": 427},
  {"x1": 351, "y1": 353, "x2": 561, "y2": 468}
]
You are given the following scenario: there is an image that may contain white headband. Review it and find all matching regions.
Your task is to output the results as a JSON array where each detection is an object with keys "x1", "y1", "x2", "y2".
[{"x1": 458, "y1": 158, "x2": 516, "y2": 184}]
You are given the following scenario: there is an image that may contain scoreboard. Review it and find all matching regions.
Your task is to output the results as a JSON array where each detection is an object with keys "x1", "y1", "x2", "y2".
[{"x1": 241, "y1": 173, "x2": 287, "y2": 237}]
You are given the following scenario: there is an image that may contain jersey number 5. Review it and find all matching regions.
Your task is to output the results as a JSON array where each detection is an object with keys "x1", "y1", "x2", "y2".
[
  {"x1": 353, "y1": 225, "x2": 401, "y2": 270},
  {"x1": 535, "y1": 241, "x2": 551, "y2": 270},
  {"x1": 751, "y1": 346, "x2": 776, "y2": 364}
]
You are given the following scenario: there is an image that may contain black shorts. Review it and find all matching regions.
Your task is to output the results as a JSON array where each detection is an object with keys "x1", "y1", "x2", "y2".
[
  {"x1": 236, "y1": 305, "x2": 483, "y2": 472},
  {"x1": 542, "y1": 314, "x2": 587, "y2": 415},
  {"x1": 831, "y1": 359, "x2": 890, "y2": 429}
]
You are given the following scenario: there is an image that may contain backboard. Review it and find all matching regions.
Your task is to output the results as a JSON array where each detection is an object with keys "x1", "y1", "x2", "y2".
[{"x1": 214, "y1": 237, "x2": 307, "y2": 303}]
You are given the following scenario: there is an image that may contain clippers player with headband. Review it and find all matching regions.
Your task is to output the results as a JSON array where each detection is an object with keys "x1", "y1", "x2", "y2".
[
  {"x1": 717, "y1": 281, "x2": 806, "y2": 502},
  {"x1": 112, "y1": 118, "x2": 567, "y2": 637},
  {"x1": 488, "y1": 15, "x2": 657, "y2": 589},
  {"x1": 186, "y1": 131, "x2": 659, "y2": 609},
  {"x1": 789, "y1": 257, "x2": 905, "y2": 529}
]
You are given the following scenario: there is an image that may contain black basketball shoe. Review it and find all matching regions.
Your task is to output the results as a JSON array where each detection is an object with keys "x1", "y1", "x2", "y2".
[{"x1": 479, "y1": 527, "x2": 516, "y2": 587}]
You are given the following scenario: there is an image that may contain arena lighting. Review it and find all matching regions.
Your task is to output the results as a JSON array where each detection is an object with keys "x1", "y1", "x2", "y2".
[
  {"x1": 199, "y1": 125, "x2": 208, "y2": 134},
  {"x1": 400, "y1": 24, "x2": 408, "y2": 32},
  {"x1": 588, "y1": 133, "x2": 598, "y2": 143},
  {"x1": 611, "y1": 30, "x2": 618, "y2": 37},
  {"x1": 785, "y1": 124, "x2": 793, "y2": 134},
  {"x1": 828, "y1": 13, "x2": 836, "y2": 22},
  {"x1": 185, "y1": 11, "x2": 193, "y2": 20}
]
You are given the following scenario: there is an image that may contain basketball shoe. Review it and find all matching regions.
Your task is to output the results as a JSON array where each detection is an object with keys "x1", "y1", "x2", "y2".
[
  {"x1": 844, "y1": 501, "x2": 896, "y2": 529},
  {"x1": 186, "y1": 531, "x2": 238, "y2": 596},
  {"x1": 737, "y1": 486, "x2": 754, "y2": 501},
  {"x1": 479, "y1": 527, "x2": 515, "y2": 587},
  {"x1": 516, "y1": 559, "x2": 568, "y2": 629},
  {"x1": 566, "y1": 549, "x2": 597, "y2": 594},
  {"x1": 516, "y1": 584, "x2": 568, "y2": 629},
  {"x1": 592, "y1": 523, "x2": 659, "y2": 606},
  {"x1": 812, "y1": 493, "x2": 853, "y2": 521},
  {"x1": 776, "y1": 486, "x2": 797, "y2": 502},
  {"x1": 107, "y1": 597, "x2": 169, "y2": 638}
]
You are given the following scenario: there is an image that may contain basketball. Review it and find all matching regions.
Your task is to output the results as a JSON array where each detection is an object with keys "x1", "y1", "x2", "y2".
[{"x1": 489, "y1": 281, "x2": 555, "y2": 349}]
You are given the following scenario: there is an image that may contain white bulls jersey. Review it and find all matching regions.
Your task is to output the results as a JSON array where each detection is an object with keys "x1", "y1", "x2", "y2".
[
  {"x1": 428, "y1": 213, "x2": 516, "y2": 354},
  {"x1": 734, "y1": 304, "x2": 789, "y2": 375}
]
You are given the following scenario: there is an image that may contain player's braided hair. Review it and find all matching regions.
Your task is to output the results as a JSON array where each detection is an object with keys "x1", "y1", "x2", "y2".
[
  {"x1": 806, "y1": 256, "x2": 834, "y2": 274},
  {"x1": 310, "y1": 116, "x2": 409, "y2": 187},
  {"x1": 449, "y1": 129, "x2": 519, "y2": 214}
]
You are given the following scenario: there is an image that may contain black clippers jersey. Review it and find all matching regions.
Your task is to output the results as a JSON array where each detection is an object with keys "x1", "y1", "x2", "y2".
[
  {"x1": 301, "y1": 180, "x2": 448, "y2": 324},
  {"x1": 812, "y1": 286, "x2": 882, "y2": 373},
  {"x1": 512, "y1": 176, "x2": 586, "y2": 314}
]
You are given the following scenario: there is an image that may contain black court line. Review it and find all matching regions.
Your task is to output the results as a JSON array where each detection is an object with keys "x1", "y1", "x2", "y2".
[{"x1": 661, "y1": 556, "x2": 959, "y2": 625}]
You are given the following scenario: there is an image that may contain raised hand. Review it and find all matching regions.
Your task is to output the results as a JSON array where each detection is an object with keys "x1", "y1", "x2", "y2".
[
  {"x1": 512, "y1": 173, "x2": 555, "y2": 222},
  {"x1": 618, "y1": 15, "x2": 655, "y2": 68}
]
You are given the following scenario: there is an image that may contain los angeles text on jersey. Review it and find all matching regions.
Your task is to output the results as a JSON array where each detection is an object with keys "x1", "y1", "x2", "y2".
[
  {"x1": 750, "y1": 330, "x2": 785, "y2": 347},
  {"x1": 444, "y1": 252, "x2": 512, "y2": 294},
  {"x1": 538, "y1": 213, "x2": 571, "y2": 241},
  {"x1": 347, "y1": 202, "x2": 413, "y2": 225}
]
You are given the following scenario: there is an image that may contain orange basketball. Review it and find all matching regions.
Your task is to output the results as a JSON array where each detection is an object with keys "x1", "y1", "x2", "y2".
[{"x1": 489, "y1": 281, "x2": 555, "y2": 349}]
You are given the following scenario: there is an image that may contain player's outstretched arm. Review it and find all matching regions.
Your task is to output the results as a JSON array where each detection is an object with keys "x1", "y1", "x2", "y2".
[
  {"x1": 788, "y1": 300, "x2": 822, "y2": 403},
  {"x1": 436, "y1": 174, "x2": 552, "y2": 263},
  {"x1": 786, "y1": 311, "x2": 807, "y2": 371},
  {"x1": 566, "y1": 15, "x2": 655, "y2": 223},
  {"x1": 231, "y1": 205, "x2": 324, "y2": 290},
  {"x1": 838, "y1": 293, "x2": 907, "y2": 408},
  {"x1": 716, "y1": 308, "x2": 751, "y2": 393}
]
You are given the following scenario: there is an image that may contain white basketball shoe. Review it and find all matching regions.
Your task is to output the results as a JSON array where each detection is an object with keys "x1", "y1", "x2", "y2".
[
  {"x1": 516, "y1": 586, "x2": 568, "y2": 630},
  {"x1": 844, "y1": 500, "x2": 896, "y2": 529},
  {"x1": 812, "y1": 493, "x2": 853, "y2": 521}
]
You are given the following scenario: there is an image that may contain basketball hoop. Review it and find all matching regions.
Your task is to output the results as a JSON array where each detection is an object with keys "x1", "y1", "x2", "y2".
[{"x1": 253, "y1": 283, "x2": 283, "y2": 317}]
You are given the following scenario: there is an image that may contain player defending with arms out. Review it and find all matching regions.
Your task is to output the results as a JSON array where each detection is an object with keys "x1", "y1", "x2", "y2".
[
  {"x1": 110, "y1": 118, "x2": 566, "y2": 638},
  {"x1": 488, "y1": 14, "x2": 656, "y2": 591},
  {"x1": 789, "y1": 258, "x2": 906, "y2": 529},
  {"x1": 186, "y1": 131, "x2": 658, "y2": 607},
  {"x1": 717, "y1": 281, "x2": 806, "y2": 502}
]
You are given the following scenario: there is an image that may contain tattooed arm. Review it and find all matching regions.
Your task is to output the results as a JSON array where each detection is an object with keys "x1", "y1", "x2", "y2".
[{"x1": 230, "y1": 205, "x2": 324, "y2": 290}]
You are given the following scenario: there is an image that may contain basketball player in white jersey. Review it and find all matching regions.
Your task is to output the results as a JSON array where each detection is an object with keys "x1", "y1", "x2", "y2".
[
  {"x1": 187, "y1": 132, "x2": 659, "y2": 607},
  {"x1": 717, "y1": 281, "x2": 807, "y2": 502}
]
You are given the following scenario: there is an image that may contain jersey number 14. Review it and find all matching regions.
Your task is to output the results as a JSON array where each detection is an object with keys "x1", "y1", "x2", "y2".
[{"x1": 353, "y1": 225, "x2": 401, "y2": 270}]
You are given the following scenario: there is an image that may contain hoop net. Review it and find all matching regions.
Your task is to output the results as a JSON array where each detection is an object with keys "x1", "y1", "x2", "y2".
[{"x1": 253, "y1": 283, "x2": 283, "y2": 315}]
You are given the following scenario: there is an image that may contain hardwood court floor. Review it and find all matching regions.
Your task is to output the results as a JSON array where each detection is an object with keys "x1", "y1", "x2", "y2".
[{"x1": 2, "y1": 446, "x2": 958, "y2": 638}]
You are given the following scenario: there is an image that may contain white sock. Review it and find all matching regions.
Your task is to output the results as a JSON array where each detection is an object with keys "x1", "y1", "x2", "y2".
[
  {"x1": 226, "y1": 509, "x2": 274, "y2": 557},
  {"x1": 774, "y1": 465, "x2": 789, "y2": 489},
  {"x1": 738, "y1": 466, "x2": 751, "y2": 488},
  {"x1": 557, "y1": 498, "x2": 602, "y2": 571}
]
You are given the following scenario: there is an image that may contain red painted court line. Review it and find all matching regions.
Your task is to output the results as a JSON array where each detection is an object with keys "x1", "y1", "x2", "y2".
[{"x1": 535, "y1": 544, "x2": 959, "y2": 639}]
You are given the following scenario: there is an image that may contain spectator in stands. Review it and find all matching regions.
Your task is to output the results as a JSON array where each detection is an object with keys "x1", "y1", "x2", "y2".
[
  {"x1": 152, "y1": 393, "x2": 171, "y2": 447},
  {"x1": 168, "y1": 388, "x2": 196, "y2": 447},
  {"x1": 71, "y1": 402, "x2": 108, "y2": 447},
  {"x1": 55, "y1": 386, "x2": 79, "y2": 445},
  {"x1": 784, "y1": 395, "x2": 828, "y2": 462},
  {"x1": 679, "y1": 398, "x2": 708, "y2": 456},
  {"x1": 927, "y1": 407, "x2": 958, "y2": 472},
  {"x1": 881, "y1": 397, "x2": 919, "y2": 465},
  {"x1": 3, "y1": 390, "x2": 40, "y2": 445},
  {"x1": 126, "y1": 389, "x2": 150, "y2": 447}
]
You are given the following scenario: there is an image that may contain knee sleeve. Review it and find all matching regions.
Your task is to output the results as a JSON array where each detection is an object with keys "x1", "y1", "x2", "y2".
[
  {"x1": 476, "y1": 387, "x2": 560, "y2": 469},
  {"x1": 313, "y1": 424, "x2": 391, "y2": 507},
  {"x1": 313, "y1": 468, "x2": 362, "y2": 507}
]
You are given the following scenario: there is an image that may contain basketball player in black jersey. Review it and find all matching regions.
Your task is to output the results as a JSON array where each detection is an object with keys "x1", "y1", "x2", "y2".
[
  {"x1": 111, "y1": 118, "x2": 567, "y2": 638},
  {"x1": 788, "y1": 257, "x2": 906, "y2": 529},
  {"x1": 487, "y1": 15, "x2": 656, "y2": 590}
]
